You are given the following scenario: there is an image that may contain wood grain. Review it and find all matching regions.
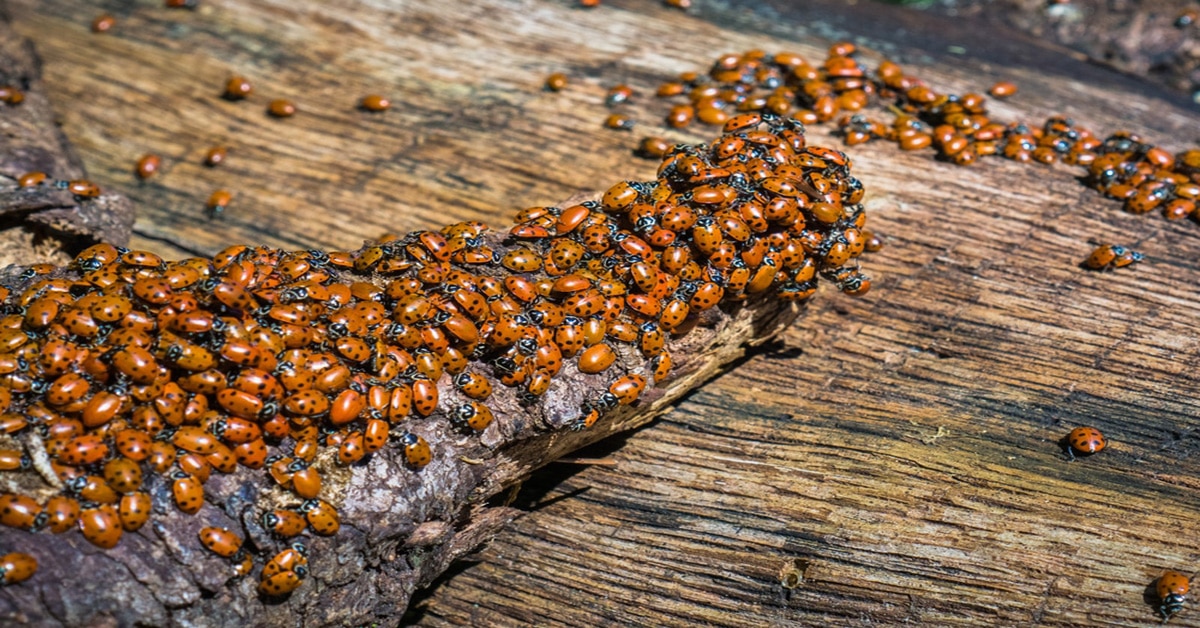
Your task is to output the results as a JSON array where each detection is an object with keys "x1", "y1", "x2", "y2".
[
  {"x1": 0, "y1": 6, "x2": 134, "y2": 264},
  {"x1": 5, "y1": 0, "x2": 1200, "y2": 625}
]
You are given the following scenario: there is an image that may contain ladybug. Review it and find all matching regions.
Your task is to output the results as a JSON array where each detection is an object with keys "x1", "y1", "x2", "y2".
[
  {"x1": 1158, "y1": 570, "x2": 1190, "y2": 620},
  {"x1": 525, "y1": 369, "x2": 553, "y2": 398},
  {"x1": 329, "y1": 388, "x2": 367, "y2": 425},
  {"x1": 602, "y1": 181, "x2": 640, "y2": 212},
  {"x1": 66, "y1": 180, "x2": 101, "y2": 198},
  {"x1": 1084, "y1": 244, "x2": 1141, "y2": 270},
  {"x1": 75, "y1": 476, "x2": 119, "y2": 505},
  {"x1": 171, "y1": 471, "x2": 205, "y2": 514},
  {"x1": 199, "y1": 526, "x2": 242, "y2": 558},
  {"x1": 301, "y1": 499, "x2": 340, "y2": 536},
  {"x1": 604, "y1": 83, "x2": 634, "y2": 107},
  {"x1": 453, "y1": 371, "x2": 493, "y2": 400},
  {"x1": 173, "y1": 426, "x2": 219, "y2": 455},
  {"x1": 291, "y1": 462, "x2": 322, "y2": 499},
  {"x1": 989, "y1": 81, "x2": 1017, "y2": 98},
  {"x1": 204, "y1": 146, "x2": 227, "y2": 167},
  {"x1": 223, "y1": 76, "x2": 252, "y2": 99},
  {"x1": 665, "y1": 104, "x2": 694, "y2": 128},
  {"x1": 79, "y1": 504, "x2": 123, "y2": 548},
  {"x1": 177, "y1": 452, "x2": 213, "y2": 484},
  {"x1": 283, "y1": 390, "x2": 331, "y2": 416},
  {"x1": 263, "y1": 509, "x2": 306, "y2": 538},
  {"x1": 659, "y1": 298, "x2": 690, "y2": 331},
  {"x1": 364, "y1": 419, "x2": 389, "y2": 454},
  {"x1": 544, "y1": 73, "x2": 568, "y2": 92},
  {"x1": 0, "y1": 552, "x2": 36, "y2": 585},
  {"x1": 360, "y1": 94, "x2": 391, "y2": 112},
  {"x1": 135, "y1": 154, "x2": 161, "y2": 179},
  {"x1": 411, "y1": 378, "x2": 439, "y2": 417},
  {"x1": 258, "y1": 569, "x2": 305, "y2": 597},
  {"x1": 638, "y1": 322, "x2": 665, "y2": 357},
  {"x1": 453, "y1": 401, "x2": 495, "y2": 432},
  {"x1": 112, "y1": 347, "x2": 159, "y2": 384},
  {"x1": 386, "y1": 386, "x2": 413, "y2": 422},
  {"x1": 577, "y1": 344, "x2": 616, "y2": 374},
  {"x1": 214, "y1": 417, "x2": 261, "y2": 444},
  {"x1": 118, "y1": 492, "x2": 152, "y2": 531},
  {"x1": 263, "y1": 543, "x2": 308, "y2": 579},
  {"x1": 576, "y1": 405, "x2": 602, "y2": 430},
  {"x1": 234, "y1": 554, "x2": 254, "y2": 578},
  {"x1": 651, "y1": 352, "x2": 673, "y2": 384},
  {"x1": 103, "y1": 458, "x2": 143, "y2": 494},
  {"x1": 724, "y1": 113, "x2": 763, "y2": 134},
  {"x1": 44, "y1": 495, "x2": 80, "y2": 534},
  {"x1": 604, "y1": 113, "x2": 635, "y2": 131},
  {"x1": 207, "y1": 190, "x2": 232, "y2": 219},
  {"x1": 338, "y1": 432, "x2": 367, "y2": 466},
  {"x1": 637, "y1": 136, "x2": 671, "y2": 160},
  {"x1": 399, "y1": 432, "x2": 432, "y2": 469},
  {"x1": 1065, "y1": 426, "x2": 1106, "y2": 460},
  {"x1": 0, "y1": 494, "x2": 43, "y2": 530},
  {"x1": 608, "y1": 374, "x2": 647, "y2": 405},
  {"x1": 17, "y1": 171, "x2": 46, "y2": 187}
]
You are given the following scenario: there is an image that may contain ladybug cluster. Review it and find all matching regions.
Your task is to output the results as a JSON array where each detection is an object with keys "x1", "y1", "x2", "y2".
[
  {"x1": 575, "y1": 42, "x2": 1200, "y2": 238},
  {"x1": 0, "y1": 116, "x2": 867, "y2": 596},
  {"x1": 1083, "y1": 135, "x2": 1200, "y2": 220}
]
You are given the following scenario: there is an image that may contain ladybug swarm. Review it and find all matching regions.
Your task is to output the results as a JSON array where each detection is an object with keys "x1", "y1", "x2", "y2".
[
  {"x1": 0, "y1": 115, "x2": 868, "y2": 596},
  {"x1": 583, "y1": 44, "x2": 1200, "y2": 226}
]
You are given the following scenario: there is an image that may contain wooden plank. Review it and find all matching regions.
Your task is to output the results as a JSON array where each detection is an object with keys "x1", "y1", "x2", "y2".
[{"x1": 5, "y1": 0, "x2": 1200, "y2": 625}]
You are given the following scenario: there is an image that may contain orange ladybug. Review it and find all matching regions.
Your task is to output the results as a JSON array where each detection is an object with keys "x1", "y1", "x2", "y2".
[
  {"x1": 258, "y1": 569, "x2": 305, "y2": 596},
  {"x1": 198, "y1": 526, "x2": 242, "y2": 558},
  {"x1": 1066, "y1": 426, "x2": 1106, "y2": 460},
  {"x1": 1158, "y1": 570, "x2": 1190, "y2": 620},
  {"x1": 0, "y1": 552, "x2": 36, "y2": 585},
  {"x1": 399, "y1": 432, "x2": 432, "y2": 469}
]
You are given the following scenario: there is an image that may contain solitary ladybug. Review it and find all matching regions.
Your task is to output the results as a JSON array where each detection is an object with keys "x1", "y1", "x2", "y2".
[
  {"x1": 1065, "y1": 426, "x2": 1106, "y2": 460},
  {"x1": 1158, "y1": 570, "x2": 1190, "y2": 621}
]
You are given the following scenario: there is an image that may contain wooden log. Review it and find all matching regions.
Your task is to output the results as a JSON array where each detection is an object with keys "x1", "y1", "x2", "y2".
[
  {"x1": 0, "y1": 225, "x2": 803, "y2": 627},
  {"x1": 2, "y1": 0, "x2": 1200, "y2": 626}
]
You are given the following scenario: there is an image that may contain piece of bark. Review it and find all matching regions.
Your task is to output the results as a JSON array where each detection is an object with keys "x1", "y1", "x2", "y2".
[
  {"x1": 0, "y1": 193, "x2": 807, "y2": 627},
  {"x1": 0, "y1": 2, "x2": 133, "y2": 264}
]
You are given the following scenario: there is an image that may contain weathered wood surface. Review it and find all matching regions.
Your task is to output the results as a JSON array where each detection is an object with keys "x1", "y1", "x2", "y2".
[
  {"x1": 0, "y1": 4, "x2": 133, "y2": 265},
  {"x1": 5, "y1": 0, "x2": 1200, "y2": 625}
]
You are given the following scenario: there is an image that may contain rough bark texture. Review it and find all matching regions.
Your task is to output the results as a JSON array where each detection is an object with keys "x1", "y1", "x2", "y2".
[
  {"x1": 0, "y1": 0, "x2": 1198, "y2": 627},
  {"x1": 0, "y1": 5, "x2": 134, "y2": 264}
]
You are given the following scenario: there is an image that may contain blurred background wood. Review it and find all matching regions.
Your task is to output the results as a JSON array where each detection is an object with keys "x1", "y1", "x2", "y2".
[
  {"x1": 0, "y1": 6, "x2": 133, "y2": 265},
  {"x1": 5, "y1": 0, "x2": 1200, "y2": 625}
]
